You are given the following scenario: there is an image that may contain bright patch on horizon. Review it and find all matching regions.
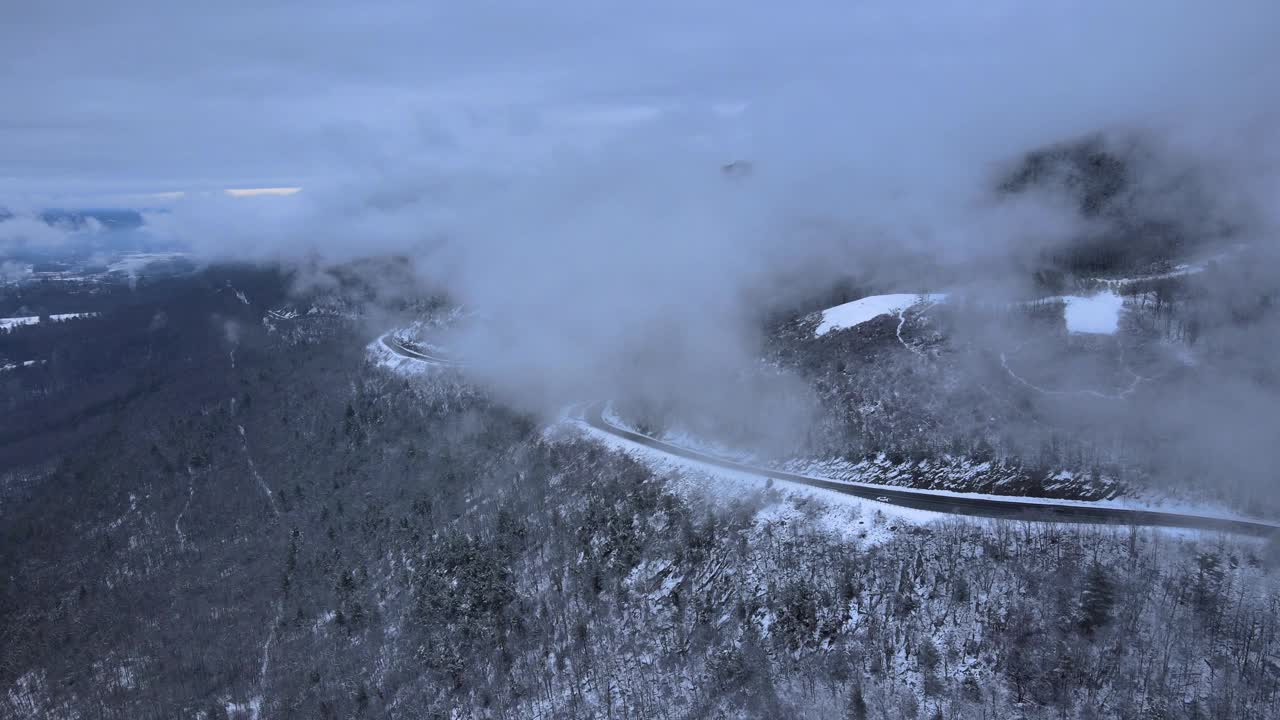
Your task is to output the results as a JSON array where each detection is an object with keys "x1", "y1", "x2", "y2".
[{"x1": 224, "y1": 187, "x2": 302, "y2": 197}]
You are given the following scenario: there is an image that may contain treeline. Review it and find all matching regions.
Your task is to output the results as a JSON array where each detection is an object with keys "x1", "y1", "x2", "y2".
[{"x1": 997, "y1": 133, "x2": 1221, "y2": 279}]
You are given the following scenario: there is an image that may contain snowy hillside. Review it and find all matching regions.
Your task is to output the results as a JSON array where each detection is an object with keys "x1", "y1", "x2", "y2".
[{"x1": 816, "y1": 293, "x2": 948, "y2": 335}]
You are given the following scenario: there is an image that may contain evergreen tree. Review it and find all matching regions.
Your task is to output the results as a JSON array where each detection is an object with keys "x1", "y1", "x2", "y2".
[
  {"x1": 847, "y1": 685, "x2": 868, "y2": 720},
  {"x1": 1078, "y1": 561, "x2": 1114, "y2": 635}
]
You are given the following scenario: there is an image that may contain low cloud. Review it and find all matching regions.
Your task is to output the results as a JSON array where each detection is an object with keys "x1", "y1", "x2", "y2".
[
  {"x1": 0, "y1": 212, "x2": 97, "y2": 255},
  {"x1": 8, "y1": 2, "x2": 1280, "y2": 486}
]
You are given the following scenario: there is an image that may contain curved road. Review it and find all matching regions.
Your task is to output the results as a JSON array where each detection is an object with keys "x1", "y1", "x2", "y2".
[
  {"x1": 579, "y1": 403, "x2": 1279, "y2": 537},
  {"x1": 381, "y1": 335, "x2": 464, "y2": 366},
  {"x1": 378, "y1": 339, "x2": 1278, "y2": 537}
]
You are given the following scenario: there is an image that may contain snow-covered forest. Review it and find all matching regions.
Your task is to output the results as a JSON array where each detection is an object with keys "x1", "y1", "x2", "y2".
[{"x1": 3, "y1": 291, "x2": 1277, "y2": 718}]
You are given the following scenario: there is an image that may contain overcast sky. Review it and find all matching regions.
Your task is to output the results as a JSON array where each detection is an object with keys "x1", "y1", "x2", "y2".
[{"x1": 4, "y1": 1, "x2": 1277, "y2": 204}]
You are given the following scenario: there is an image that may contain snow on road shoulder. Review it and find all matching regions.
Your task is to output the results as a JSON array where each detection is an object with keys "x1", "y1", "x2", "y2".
[
  {"x1": 367, "y1": 333, "x2": 437, "y2": 377},
  {"x1": 669, "y1": 427, "x2": 1275, "y2": 526},
  {"x1": 573, "y1": 409, "x2": 1279, "y2": 533},
  {"x1": 562, "y1": 412, "x2": 946, "y2": 545},
  {"x1": 815, "y1": 293, "x2": 947, "y2": 336},
  {"x1": 602, "y1": 405, "x2": 759, "y2": 464}
]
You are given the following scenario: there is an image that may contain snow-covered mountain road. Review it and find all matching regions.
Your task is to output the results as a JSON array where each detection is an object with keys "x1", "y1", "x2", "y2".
[
  {"x1": 381, "y1": 334, "x2": 463, "y2": 366},
  {"x1": 575, "y1": 403, "x2": 1279, "y2": 537},
  {"x1": 376, "y1": 332, "x2": 1278, "y2": 536}
]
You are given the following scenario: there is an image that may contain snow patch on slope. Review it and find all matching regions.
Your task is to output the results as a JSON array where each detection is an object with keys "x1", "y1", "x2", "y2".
[
  {"x1": 567, "y1": 409, "x2": 946, "y2": 540},
  {"x1": 1062, "y1": 291, "x2": 1124, "y2": 334},
  {"x1": 0, "y1": 360, "x2": 40, "y2": 373},
  {"x1": 815, "y1": 293, "x2": 947, "y2": 336},
  {"x1": 0, "y1": 312, "x2": 99, "y2": 330},
  {"x1": 0, "y1": 317, "x2": 38, "y2": 330}
]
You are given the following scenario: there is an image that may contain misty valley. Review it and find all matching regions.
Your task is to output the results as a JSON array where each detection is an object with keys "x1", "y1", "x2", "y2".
[{"x1": 4, "y1": 3, "x2": 1280, "y2": 719}]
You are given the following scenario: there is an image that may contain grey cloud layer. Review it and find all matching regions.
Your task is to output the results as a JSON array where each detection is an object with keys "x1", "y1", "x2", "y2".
[
  {"x1": 5, "y1": 1, "x2": 1277, "y2": 197},
  {"x1": 6, "y1": 3, "x2": 1280, "y2": 463}
]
